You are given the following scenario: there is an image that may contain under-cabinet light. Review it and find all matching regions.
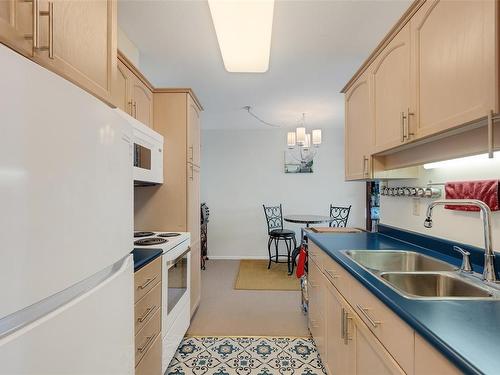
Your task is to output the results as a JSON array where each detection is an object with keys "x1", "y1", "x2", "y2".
[
  {"x1": 423, "y1": 151, "x2": 500, "y2": 170},
  {"x1": 208, "y1": 0, "x2": 274, "y2": 73}
]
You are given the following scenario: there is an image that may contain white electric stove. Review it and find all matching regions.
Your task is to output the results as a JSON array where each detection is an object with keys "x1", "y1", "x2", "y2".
[{"x1": 134, "y1": 231, "x2": 191, "y2": 372}]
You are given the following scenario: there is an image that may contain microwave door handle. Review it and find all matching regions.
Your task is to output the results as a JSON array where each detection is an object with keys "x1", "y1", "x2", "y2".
[{"x1": 167, "y1": 247, "x2": 191, "y2": 269}]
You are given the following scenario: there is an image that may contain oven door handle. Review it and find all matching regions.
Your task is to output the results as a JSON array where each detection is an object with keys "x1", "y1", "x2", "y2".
[{"x1": 167, "y1": 247, "x2": 191, "y2": 268}]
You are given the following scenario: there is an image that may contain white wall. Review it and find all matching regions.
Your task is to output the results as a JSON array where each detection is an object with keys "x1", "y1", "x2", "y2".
[
  {"x1": 201, "y1": 128, "x2": 366, "y2": 259},
  {"x1": 118, "y1": 27, "x2": 140, "y2": 67},
  {"x1": 381, "y1": 156, "x2": 500, "y2": 250}
]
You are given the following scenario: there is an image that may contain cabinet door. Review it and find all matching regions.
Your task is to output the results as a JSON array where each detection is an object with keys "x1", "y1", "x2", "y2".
[
  {"x1": 414, "y1": 335, "x2": 459, "y2": 375},
  {"x1": 113, "y1": 59, "x2": 132, "y2": 114},
  {"x1": 188, "y1": 165, "x2": 201, "y2": 316},
  {"x1": 353, "y1": 314, "x2": 405, "y2": 375},
  {"x1": 189, "y1": 240, "x2": 201, "y2": 317},
  {"x1": 411, "y1": 0, "x2": 498, "y2": 139},
  {"x1": 131, "y1": 76, "x2": 153, "y2": 128},
  {"x1": 345, "y1": 71, "x2": 373, "y2": 180},
  {"x1": 325, "y1": 284, "x2": 354, "y2": 375},
  {"x1": 187, "y1": 96, "x2": 201, "y2": 167},
  {"x1": 308, "y1": 262, "x2": 326, "y2": 360},
  {"x1": 35, "y1": 0, "x2": 116, "y2": 103},
  {"x1": 0, "y1": 0, "x2": 33, "y2": 56},
  {"x1": 372, "y1": 24, "x2": 411, "y2": 152}
]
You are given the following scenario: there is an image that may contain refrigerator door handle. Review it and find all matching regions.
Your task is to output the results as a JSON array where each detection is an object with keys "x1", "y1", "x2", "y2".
[{"x1": 0, "y1": 255, "x2": 132, "y2": 341}]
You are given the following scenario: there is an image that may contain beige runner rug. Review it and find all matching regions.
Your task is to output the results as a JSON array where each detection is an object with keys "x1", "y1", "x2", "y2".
[{"x1": 234, "y1": 259, "x2": 300, "y2": 291}]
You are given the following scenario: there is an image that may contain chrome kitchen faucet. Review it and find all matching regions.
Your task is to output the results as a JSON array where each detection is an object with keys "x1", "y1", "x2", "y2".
[{"x1": 424, "y1": 199, "x2": 497, "y2": 283}]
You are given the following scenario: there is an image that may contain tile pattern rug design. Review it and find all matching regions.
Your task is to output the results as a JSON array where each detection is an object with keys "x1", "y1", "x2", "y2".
[{"x1": 166, "y1": 336, "x2": 326, "y2": 375}]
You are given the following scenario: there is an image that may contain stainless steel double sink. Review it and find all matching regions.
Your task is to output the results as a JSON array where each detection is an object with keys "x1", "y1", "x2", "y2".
[{"x1": 343, "y1": 250, "x2": 500, "y2": 299}]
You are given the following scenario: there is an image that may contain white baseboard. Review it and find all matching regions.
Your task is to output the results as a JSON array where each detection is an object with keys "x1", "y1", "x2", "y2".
[{"x1": 207, "y1": 255, "x2": 268, "y2": 260}]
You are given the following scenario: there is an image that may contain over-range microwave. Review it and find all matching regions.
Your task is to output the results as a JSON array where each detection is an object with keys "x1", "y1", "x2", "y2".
[{"x1": 115, "y1": 109, "x2": 164, "y2": 185}]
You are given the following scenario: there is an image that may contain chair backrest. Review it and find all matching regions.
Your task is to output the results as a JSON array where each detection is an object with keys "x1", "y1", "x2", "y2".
[
  {"x1": 329, "y1": 204, "x2": 352, "y2": 227},
  {"x1": 263, "y1": 204, "x2": 284, "y2": 233}
]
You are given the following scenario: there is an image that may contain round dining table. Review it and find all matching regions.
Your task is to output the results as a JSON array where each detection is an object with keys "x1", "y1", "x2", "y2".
[{"x1": 283, "y1": 214, "x2": 335, "y2": 228}]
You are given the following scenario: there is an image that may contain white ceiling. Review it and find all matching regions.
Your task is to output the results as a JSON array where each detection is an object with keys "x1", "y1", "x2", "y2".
[{"x1": 118, "y1": 0, "x2": 411, "y2": 130}]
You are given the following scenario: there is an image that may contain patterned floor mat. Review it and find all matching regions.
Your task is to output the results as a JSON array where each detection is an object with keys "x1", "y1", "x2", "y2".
[{"x1": 166, "y1": 336, "x2": 326, "y2": 375}]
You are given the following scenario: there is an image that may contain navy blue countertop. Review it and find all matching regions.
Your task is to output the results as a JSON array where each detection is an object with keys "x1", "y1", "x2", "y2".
[
  {"x1": 131, "y1": 248, "x2": 163, "y2": 272},
  {"x1": 307, "y1": 225, "x2": 500, "y2": 375}
]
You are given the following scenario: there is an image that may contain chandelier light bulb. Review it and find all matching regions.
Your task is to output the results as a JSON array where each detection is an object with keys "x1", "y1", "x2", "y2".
[
  {"x1": 296, "y1": 127, "x2": 306, "y2": 145},
  {"x1": 287, "y1": 132, "x2": 296, "y2": 148},
  {"x1": 312, "y1": 129, "x2": 322, "y2": 146}
]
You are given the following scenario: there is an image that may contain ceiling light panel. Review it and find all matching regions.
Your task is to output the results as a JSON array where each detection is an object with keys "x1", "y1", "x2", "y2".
[{"x1": 208, "y1": 0, "x2": 274, "y2": 73}]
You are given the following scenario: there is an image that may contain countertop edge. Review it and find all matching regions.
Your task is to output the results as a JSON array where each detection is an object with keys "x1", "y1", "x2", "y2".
[{"x1": 131, "y1": 248, "x2": 163, "y2": 272}]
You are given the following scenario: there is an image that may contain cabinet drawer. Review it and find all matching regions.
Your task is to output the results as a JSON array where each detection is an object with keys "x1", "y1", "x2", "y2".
[
  {"x1": 322, "y1": 252, "x2": 352, "y2": 301},
  {"x1": 308, "y1": 242, "x2": 324, "y2": 269},
  {"x1": 135, "y1": 309, "x2": 161, "y2": 366},
  {"x1": 135, "y1": 257, "x2": 161, "y2": 303},
  {"x1": 135, "y1": 282, "x2": 161, "y2": 334},
  {"x1": 350, "y1": 277, "x2": 414, "y2": 374},
  {"x1": 135, "y1": 333, "x2": 162, "y2": 375}
]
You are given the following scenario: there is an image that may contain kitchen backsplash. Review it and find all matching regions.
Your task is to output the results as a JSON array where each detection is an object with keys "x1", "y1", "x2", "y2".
[{"x1": 380, "y1": 158, "x2": 500, "y2": 250}]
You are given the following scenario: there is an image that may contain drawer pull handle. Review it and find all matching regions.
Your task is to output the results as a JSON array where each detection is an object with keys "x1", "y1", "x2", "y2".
[
  {"x1": 138, "y1": 276, "x2": 157, "y2": 290},
  {"x1": 138, "y1": 306, "x2": 156, "y2": 323},
  {"x1": 138, "y1": 335, "x2": 155, "y2": 353},
  {"x1": 356, "y1": 304, "x2": 381, "y2": 328},
  {"x1": 325, "y1": 269, "x2": 339, "y2": 280}
]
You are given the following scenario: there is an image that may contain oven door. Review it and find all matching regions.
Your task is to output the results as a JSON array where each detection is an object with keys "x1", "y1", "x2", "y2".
[{"x1": 166, "y1": 248, "x2": 190, "y2": 315}]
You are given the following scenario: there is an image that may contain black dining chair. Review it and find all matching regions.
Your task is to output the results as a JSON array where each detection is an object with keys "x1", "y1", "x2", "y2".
[
  {"x1": 263, "y1": 204, "x2": 297, "y2": 273},
  {"x1": 329, "y1": 204, "x2": 352, "y2": 227}
]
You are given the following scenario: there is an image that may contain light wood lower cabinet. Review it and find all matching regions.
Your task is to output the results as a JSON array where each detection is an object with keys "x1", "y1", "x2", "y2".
[
  {"x1": 308, "y1": 242, "x2": 460, "y2": 375},
  {"x1": 134, "y1": 257, "x2": 162, "y2": 375}
]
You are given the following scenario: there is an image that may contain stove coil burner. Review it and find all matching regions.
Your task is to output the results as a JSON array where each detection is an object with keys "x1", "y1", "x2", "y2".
[
  {"x1": 134, "y1": 237, "x2": 168, "y2": 246},
  {"x1": 134, "y1": 231, "x2": 155, "y2": 238},
  {"x1": 157, "y1": 233, "x2": 181, "y2": 238}
]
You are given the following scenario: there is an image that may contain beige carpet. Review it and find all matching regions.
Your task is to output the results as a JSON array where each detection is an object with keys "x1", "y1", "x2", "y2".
[
  {"x1": 234, "y1": 260, "x2": 300, "y2": 291},
  {"x1": 187, "y1": 260, "x2": 308, "y2": 337}
]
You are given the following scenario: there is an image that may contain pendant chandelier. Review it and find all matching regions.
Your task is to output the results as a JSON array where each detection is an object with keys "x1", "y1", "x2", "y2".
[{"x1": 286, "y1": 114, "x2": 322, "y2": 163}]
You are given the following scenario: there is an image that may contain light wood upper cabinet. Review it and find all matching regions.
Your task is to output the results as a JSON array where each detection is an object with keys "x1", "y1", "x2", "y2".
[
  {"x1": 372, "y1": 23, "x2": 412, "y2": 152},
  {"x1": 411, "y1": 0, "x2": 498, "y2": 139},
  {"x1": 0, "y1": 0, "x2": 33, "y2": 56},
  {"x1": 35, "y1": 0, "x2": 116, "y2": 103},
  {"x1": 112, "y1": 54, "x2": 153, "y2": 127},
  {"x1": 131, "y1": 75, "x2": 153, "y2": 128},
  {"x1": 345, "y1": 71, "x2": 373, "y2": 181},
  {"x1": 113, "y1": 59, "x2": 131, "y2": 113},
  {"x1": 187, "y1": 96, "x2": 201, "y2": 167}
]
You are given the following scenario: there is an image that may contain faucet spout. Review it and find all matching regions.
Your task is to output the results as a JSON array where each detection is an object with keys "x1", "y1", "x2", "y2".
[{"x1": 423, "y1": 199, "x2": 496, "y2": 282}]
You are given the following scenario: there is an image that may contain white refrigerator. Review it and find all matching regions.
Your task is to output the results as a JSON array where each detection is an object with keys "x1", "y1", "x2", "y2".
[{"x1": 0, "y1": 44, "x2": 135, "y2": 374}]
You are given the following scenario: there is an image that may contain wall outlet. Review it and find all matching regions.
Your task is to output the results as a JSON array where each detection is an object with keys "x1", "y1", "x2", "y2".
[{"x1": 412, "y1": 198, "x2": 420, "y2": 216}]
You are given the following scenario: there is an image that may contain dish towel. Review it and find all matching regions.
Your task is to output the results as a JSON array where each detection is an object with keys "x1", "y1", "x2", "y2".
[{"x1": 445, "y1": 180, "x2": 500, "y2": 211}]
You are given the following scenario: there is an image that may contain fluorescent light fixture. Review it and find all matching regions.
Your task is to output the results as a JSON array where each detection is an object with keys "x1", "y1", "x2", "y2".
[
  {"x1": 423, "y1": 151, "x2": 500, "y2": 170},
  {"x1": 208, "y1": 0, "x2": 274, "y2": 73}
]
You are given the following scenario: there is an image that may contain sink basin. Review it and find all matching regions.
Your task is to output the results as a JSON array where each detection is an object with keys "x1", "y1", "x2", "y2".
[
  {"x1": 380, "y1": 272, "x2": 494, "y2": 298},
  {"x1": 344, "y1": 250, "x2": 457, "y2": 273}
]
